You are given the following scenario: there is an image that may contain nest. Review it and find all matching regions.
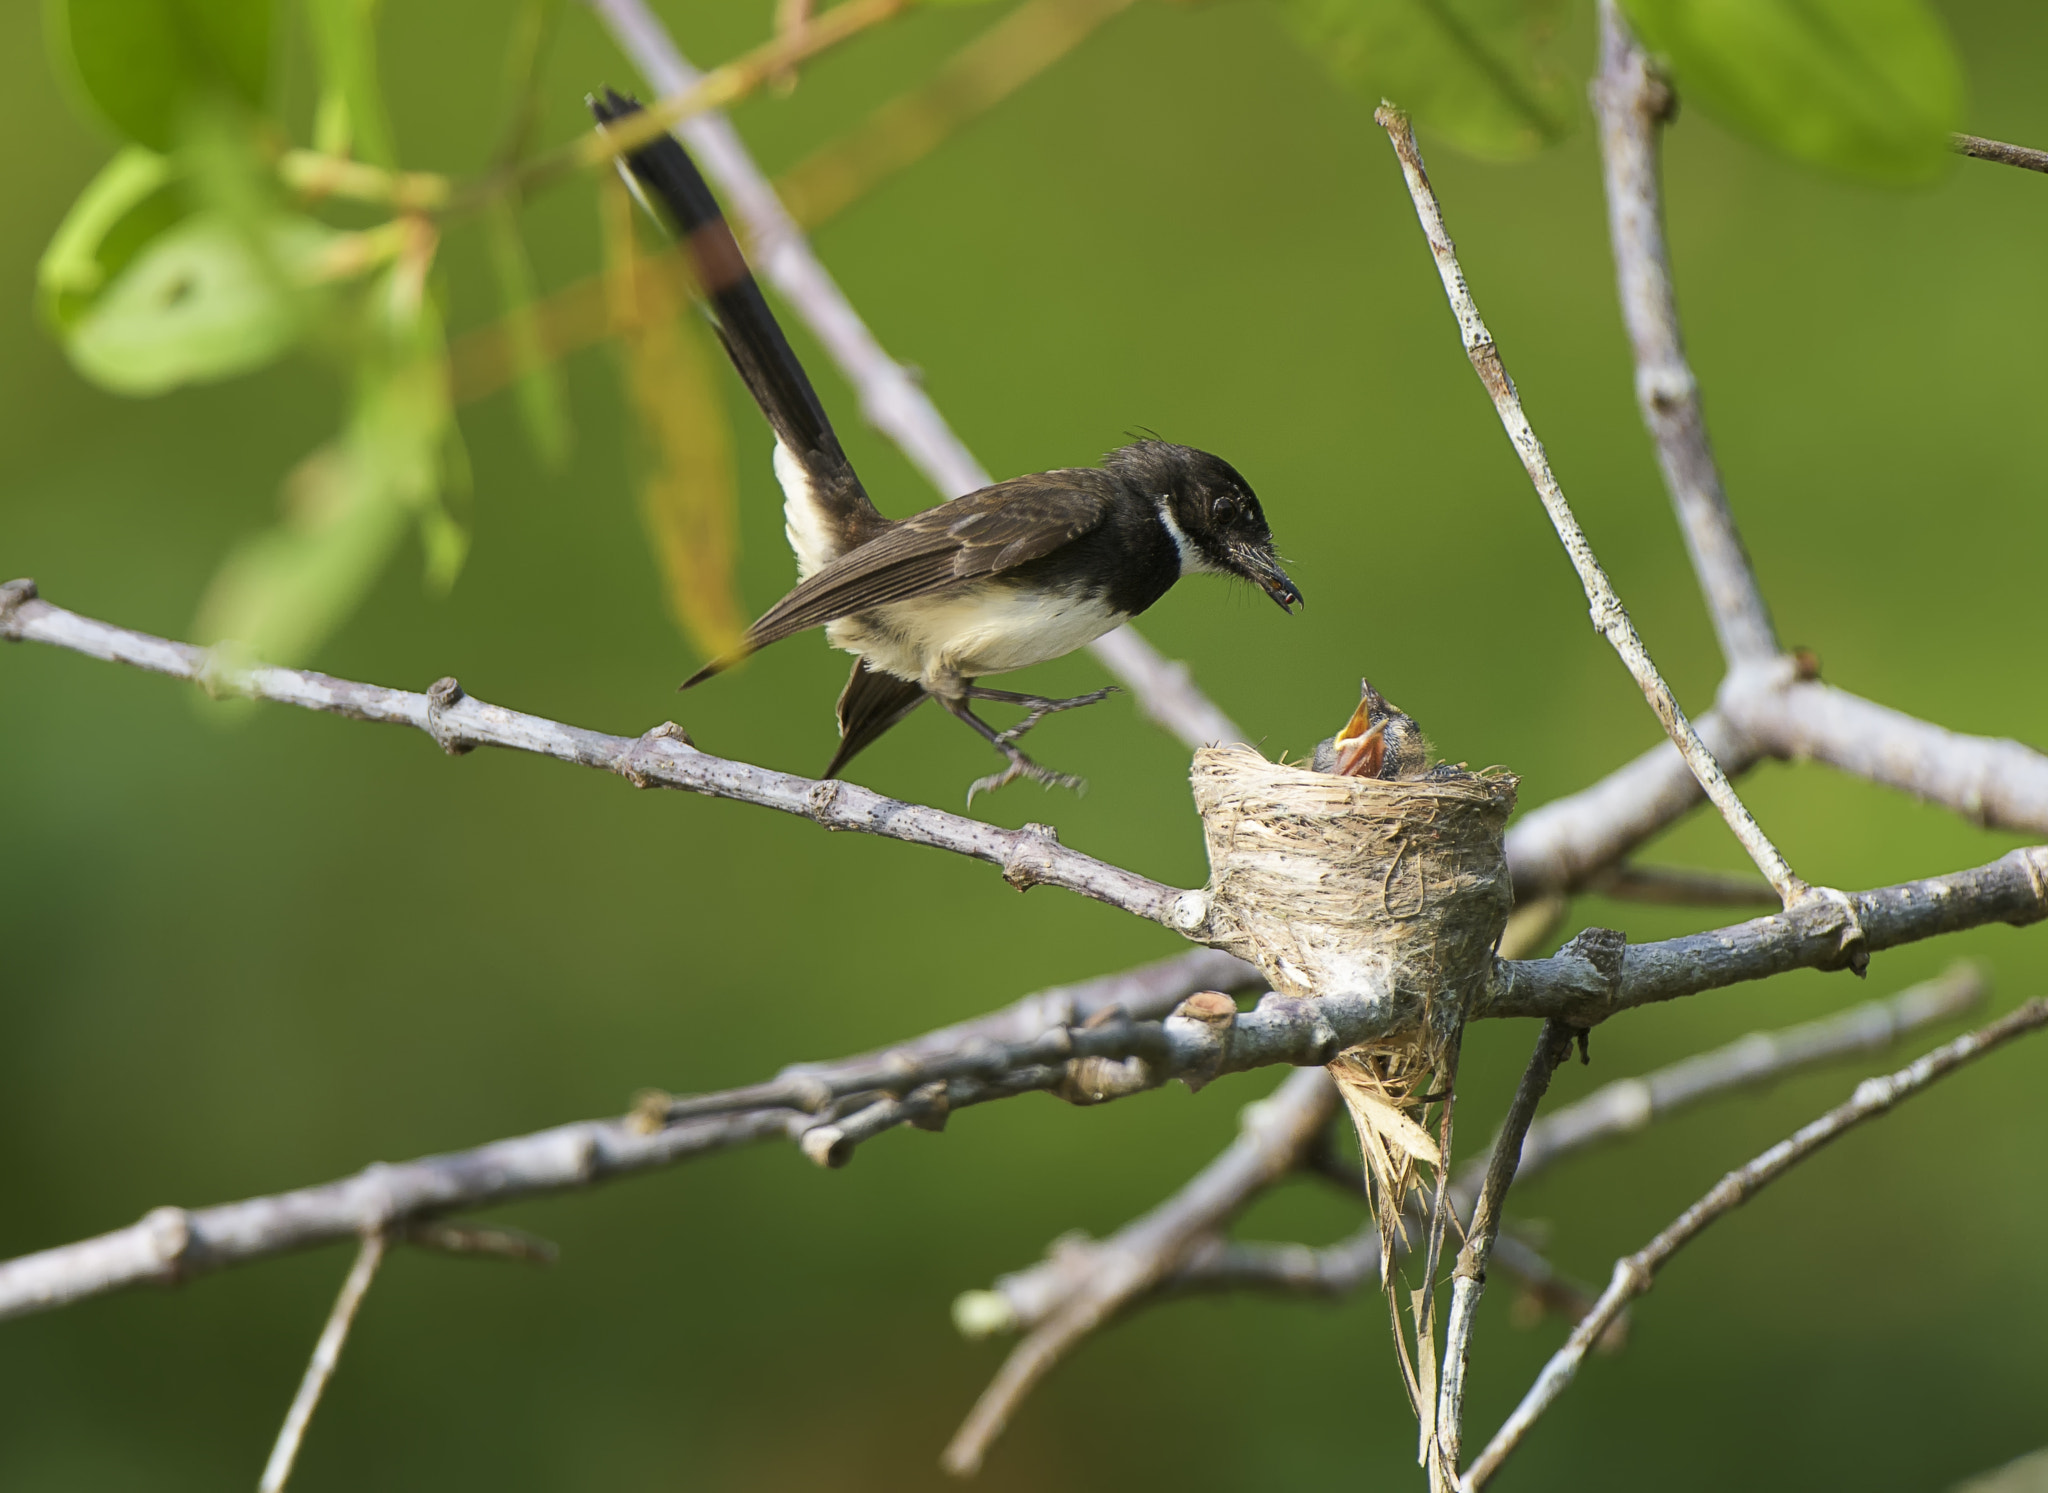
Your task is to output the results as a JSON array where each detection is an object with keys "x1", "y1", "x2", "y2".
[
  {"x1": 1190, "y1": 745, "x2": 1518, "y2": 1049},
  {"x1": 1192, "y1": 744, "x2": 1519, "y2": 1296}
]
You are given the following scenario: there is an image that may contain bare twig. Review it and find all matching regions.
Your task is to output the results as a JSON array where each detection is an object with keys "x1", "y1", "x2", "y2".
[
  {"x1": 1374, "y1": 104, "x2": 1834, "y2": 934},
  {"x1": 257, "y1": 1231, "x2": 388, "y2": 1493},
  {"x1": 955, "y1": 969, "x2": 1985, "y2": 1464},
  {"x1": 0, "y1": 585, "x2": 1205, "y2": 933},
  {"x1": 940, "y1": 1068, "x2": 1337, "y2": 1477},
  {"x1": 1462, "y1": 997, "x2": 2048, "y2": 1490},
  {"x1": 1503, "y1": 672, "x2": 2048, "y2": 898},
  {"x1": 1512, "y1": 961, "x2": 1987, "y2": 1174},
  {"x1": 1953, "y1": 131, "x2": 2048, "y2": 174},
  {"x1": 1592, "y1": 0, "x2": 1777, "y2": 665},
  {"x1": 583, "y1": 0, "x2": 1246, "y2": 751},
  {"x1": 1435, "y1": 1022, "x2": 1575, "y2": 1482},
  {"x1": 1722, "y1": 667, "x2": 2048, "y2": 835},
  {"x1": 1485, "y1": 848, "x2": 2047, "y2": 1024}
]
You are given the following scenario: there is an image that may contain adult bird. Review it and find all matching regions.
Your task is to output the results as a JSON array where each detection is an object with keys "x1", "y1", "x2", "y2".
[{"x1": 590, "y1": 90, "x2": 1302, "y2": 799}]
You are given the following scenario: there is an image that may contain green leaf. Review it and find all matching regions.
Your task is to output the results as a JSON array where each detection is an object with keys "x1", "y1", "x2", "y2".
[
  {"x1": 37, "y1": 145, "x2": 187, "y2": 329},
  {"x1": 50, "y1": 0, "x2": 273, "y2": 150},
  {"x1": 1619, "y1": 0, "x2": 1962, "y2": 184},
  {"x1": 1284, "y1": 0, "x2": 1578, "y2": 161},
  {"x1": 305, "y1": 0, "x2": 395, "y2": 165},
  {"x1": 63, "y1": 211, "x2": 336, "y2": 396},
  {"x1": 195, "y1": 260, "x2": 456, "y2": 663},
  {"x1": 482, "y1": 200, "x2": 572, "y2": 469}
]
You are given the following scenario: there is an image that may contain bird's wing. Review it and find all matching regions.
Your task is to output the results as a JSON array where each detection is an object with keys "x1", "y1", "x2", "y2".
[
  {"x1": 745, "y1": 473, "x2": 1117, "y2": 649},
  {"x1": 590, "y1": 89, "x2": 883, "y2": 559},
  {"x1": 681, "y1": 473, "x2": 1116, "y2": 686}
]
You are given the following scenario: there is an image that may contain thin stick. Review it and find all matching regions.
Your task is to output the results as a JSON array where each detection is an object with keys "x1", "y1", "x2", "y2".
[
  {"x1": 1, "y1": 584, "x2": 1205, "y2": 934},
  {"x1": 1953, "y1": 132, "x2": 2048, "y2": 174},
  {"x1": 585, "y1": 0, "x2": 1247, "y2": 751},
  {"x1": 1372, "y1": 106, "x2": 1833, "y2": 933},
  {"x1": 1592, "y1": 0, "x2": 1777, "y2": 665},
  {"x1": 257, "y1": 1232, "x2": 388, "y2": 1493},
  {"x1": 1435, "y1": 1021, "x2": 1575, "y2": 1481},
  {"x1": 1152, "y1": 962, "x2": 1984, "y2": 1307},
  {"x1": 939, "y1": 1068, "x2": 1337, "y2": 1476},
  {"x1": 1461, "y1": 997, "x2": 2048, "y2": 1490}
]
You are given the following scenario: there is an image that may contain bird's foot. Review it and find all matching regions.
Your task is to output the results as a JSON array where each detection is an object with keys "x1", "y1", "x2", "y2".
[
  {"x1": 965, "y1": 746, "x2": 1086, "y2": 805},
  {"x1": 968, "y1": 685, "x2": 1120, "y2": 744}
]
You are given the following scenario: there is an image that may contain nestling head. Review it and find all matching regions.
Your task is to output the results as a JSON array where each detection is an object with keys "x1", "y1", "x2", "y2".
[{"x1": 1107, "y1": 439, "x2": 1303, "y2": 611}]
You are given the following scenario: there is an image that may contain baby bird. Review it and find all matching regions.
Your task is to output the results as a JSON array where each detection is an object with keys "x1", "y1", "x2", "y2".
[{"x1": 1311, "y1": 679, "x2": 1428, "y2": 780}]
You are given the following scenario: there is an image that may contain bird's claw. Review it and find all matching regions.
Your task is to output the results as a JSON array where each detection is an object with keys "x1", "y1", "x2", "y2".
[{"x1": 966, "y1": 754, "x2": 1087, "y2": 805}]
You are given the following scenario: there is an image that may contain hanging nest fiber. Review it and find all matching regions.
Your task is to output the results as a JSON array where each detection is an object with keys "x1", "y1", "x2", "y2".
[{"x1": 1191, "y1": 744, "x2": 1519, "y2": 1288}]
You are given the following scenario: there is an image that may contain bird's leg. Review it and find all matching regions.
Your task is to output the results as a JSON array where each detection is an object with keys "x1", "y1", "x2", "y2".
[
  {"x1": 936, "y1": 694, "x2": 1086, "y2": 803},
  {"x1": 966, "y1": 684, "x2": 1120, "y2": 743}
]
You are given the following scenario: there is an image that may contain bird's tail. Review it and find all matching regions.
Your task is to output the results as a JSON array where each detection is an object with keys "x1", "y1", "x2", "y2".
[{"x1": 587, "y1": 89, "x2": 877, "y2": 528}]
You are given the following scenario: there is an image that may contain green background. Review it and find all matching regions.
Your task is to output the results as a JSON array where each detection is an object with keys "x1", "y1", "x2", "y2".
[{"x1": 3, "y1": 1, "x2": 2045, "y2": 1488}]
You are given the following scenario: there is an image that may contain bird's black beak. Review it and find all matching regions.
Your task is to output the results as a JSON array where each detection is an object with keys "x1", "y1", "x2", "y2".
[{"x1": 1237, "y1": 548, "x2": 1304, "y2": 613}]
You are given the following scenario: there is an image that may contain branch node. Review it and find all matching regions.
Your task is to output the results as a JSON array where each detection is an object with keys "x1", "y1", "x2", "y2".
[
  {"x1": 425, "y1": 677, "x2": 475, "y2": 756},
  {"x1": 805, "y1": 777, "x2": 844, "y2": 822},
  {"x1": 798, "y1": 1121, "x2": 850, "y2": 1168},
  {"x1": 1795, "y1": 884, "x2": 1870, "y2": 976},
  {"x1": 628, "y1": 1089, "x2": 674, "y2": 1134},
  {"x1": 2017, "y1": 847, "x2": 2048, "y2": 920},
  {"x1": 1169, "y1": 991, "x2": 1237, "y2": 1093},
  {"x1": 0, "y1": 577, "x2": 37, "y2": 638},
  {"x1": 1557, "y1": 926, "x2": 1627, "y2": 1015},
  {"x1": 615, "y1": 721, "x2": 695, "y2": 788},
  {"x1": 140, "y1": 1205, "x2": 194, "y2": 1281},
  {"x1": 906, "y1": 1081, "x2": 952, "y2": 1131},
  {"x1": 1002, "y1": 821, "x2": 1061, "y2": 891}
]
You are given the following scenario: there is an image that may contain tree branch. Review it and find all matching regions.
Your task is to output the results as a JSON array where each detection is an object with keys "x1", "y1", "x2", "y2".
[
  {"x1": 1487, "y1": 847, "x2": 2047, "y2": 1024},
  {"x1": 1162, "y1": 964, "x2": 1982, "y2": 1311},
  {"x1": 1435, "y1": 1022, "x2": 1575, "y2": 1482},
  {"x1": 1592, "y1": 0, "x2": 1777, "y2": 665},
  {"x1": 1952, "y1": 132, "x2": 2048, "y2": 174},
  {"x1": 956, "y1": 964, "x2": 1983, "y2": 1475},
  {"x1": 582, "y1": 0, "x2": 1245, "y2": 750},
  {"x1": 0, "y1": 582, "x2": 1205, "y2": 933},
  {"x1": 1373, "y1": 105, "x2": 1833, "y2": 931},
  {"x1": 1461, "y1": 996, "x2": 2048, "y2": 1490},
  {"x1": 257, "y1": 1232, "x2": 387, "y2": 1493},
  {"x1": 939, "y1": 1067, "x2": 1338, "y2": 1477}
]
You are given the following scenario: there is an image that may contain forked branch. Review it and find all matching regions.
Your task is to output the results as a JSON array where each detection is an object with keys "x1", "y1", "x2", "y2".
[
  {"x1": 1374, "y1": 105, "x2": 1833, "y2": 934},
  {"x1": 1462, "y1": 997, "x2": 2048, "y2": 1489}
]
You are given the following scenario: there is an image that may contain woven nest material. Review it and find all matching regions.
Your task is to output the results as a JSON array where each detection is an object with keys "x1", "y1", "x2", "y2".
[{"x1": 1190, "y1": 745, "x2": 1518, "y2": 1049}]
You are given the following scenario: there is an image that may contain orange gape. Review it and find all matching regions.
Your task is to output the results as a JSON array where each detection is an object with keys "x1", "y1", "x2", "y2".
[{"x1": 1329, "y1": 697, "x2": 1388, "y2": 778}]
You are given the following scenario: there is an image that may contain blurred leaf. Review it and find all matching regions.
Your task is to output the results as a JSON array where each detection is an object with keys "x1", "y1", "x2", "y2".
[
  {"x1": 305, "y1": 0, "x2": 395, "y2": 164},
  {"x1": 1620, "y1": 0, "x2": 1962, "y2": 184},
  {"x1": 37, "y1": 145, "x2": 187, "y2": 329},
  {"x1": 49, "y1": 0, "x2": 272, "y2": 150},
  {"x1": 1284, "y1": 0, "x2": 1577, "y2": 161},
  {"x1": 482, "y1": 208, "x2": 571, "y2": 469},
  {"x1": 195, "y1": 252, "x2": 456, "y2": 663},
  {"x1": 779, "y1": 0, "x2": 1135, "y2": 230},
  {"x1": 63, "y1": 211, "x2": 337, "y2": 395},
  {"x1": 620, "y1": 298, "x2": 747, "y2": 662},
  {"x1": 602, "y1": 179, "x2": 745, "y2": 663}
]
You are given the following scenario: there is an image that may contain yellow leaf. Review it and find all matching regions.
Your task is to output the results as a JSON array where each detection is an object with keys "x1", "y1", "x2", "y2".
[{"x1": 602, "y1": 175, "x2": 746, "y2": 663}]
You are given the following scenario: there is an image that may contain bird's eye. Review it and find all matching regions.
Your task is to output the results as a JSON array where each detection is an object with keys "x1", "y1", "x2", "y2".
[{"x1": 1210, "y1": 494, "x2": 1238, "y2": 524}]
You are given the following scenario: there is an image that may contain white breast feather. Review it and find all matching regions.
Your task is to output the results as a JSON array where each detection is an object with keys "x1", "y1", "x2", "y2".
[{"x1": 827, "y1": 584, "x2": 1128, "y2": 687}]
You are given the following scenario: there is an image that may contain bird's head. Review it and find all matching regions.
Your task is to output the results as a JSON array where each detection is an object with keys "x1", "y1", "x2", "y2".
[{"x1": 1108, "y1": 440, "x2": 1302, "y2": 612}]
